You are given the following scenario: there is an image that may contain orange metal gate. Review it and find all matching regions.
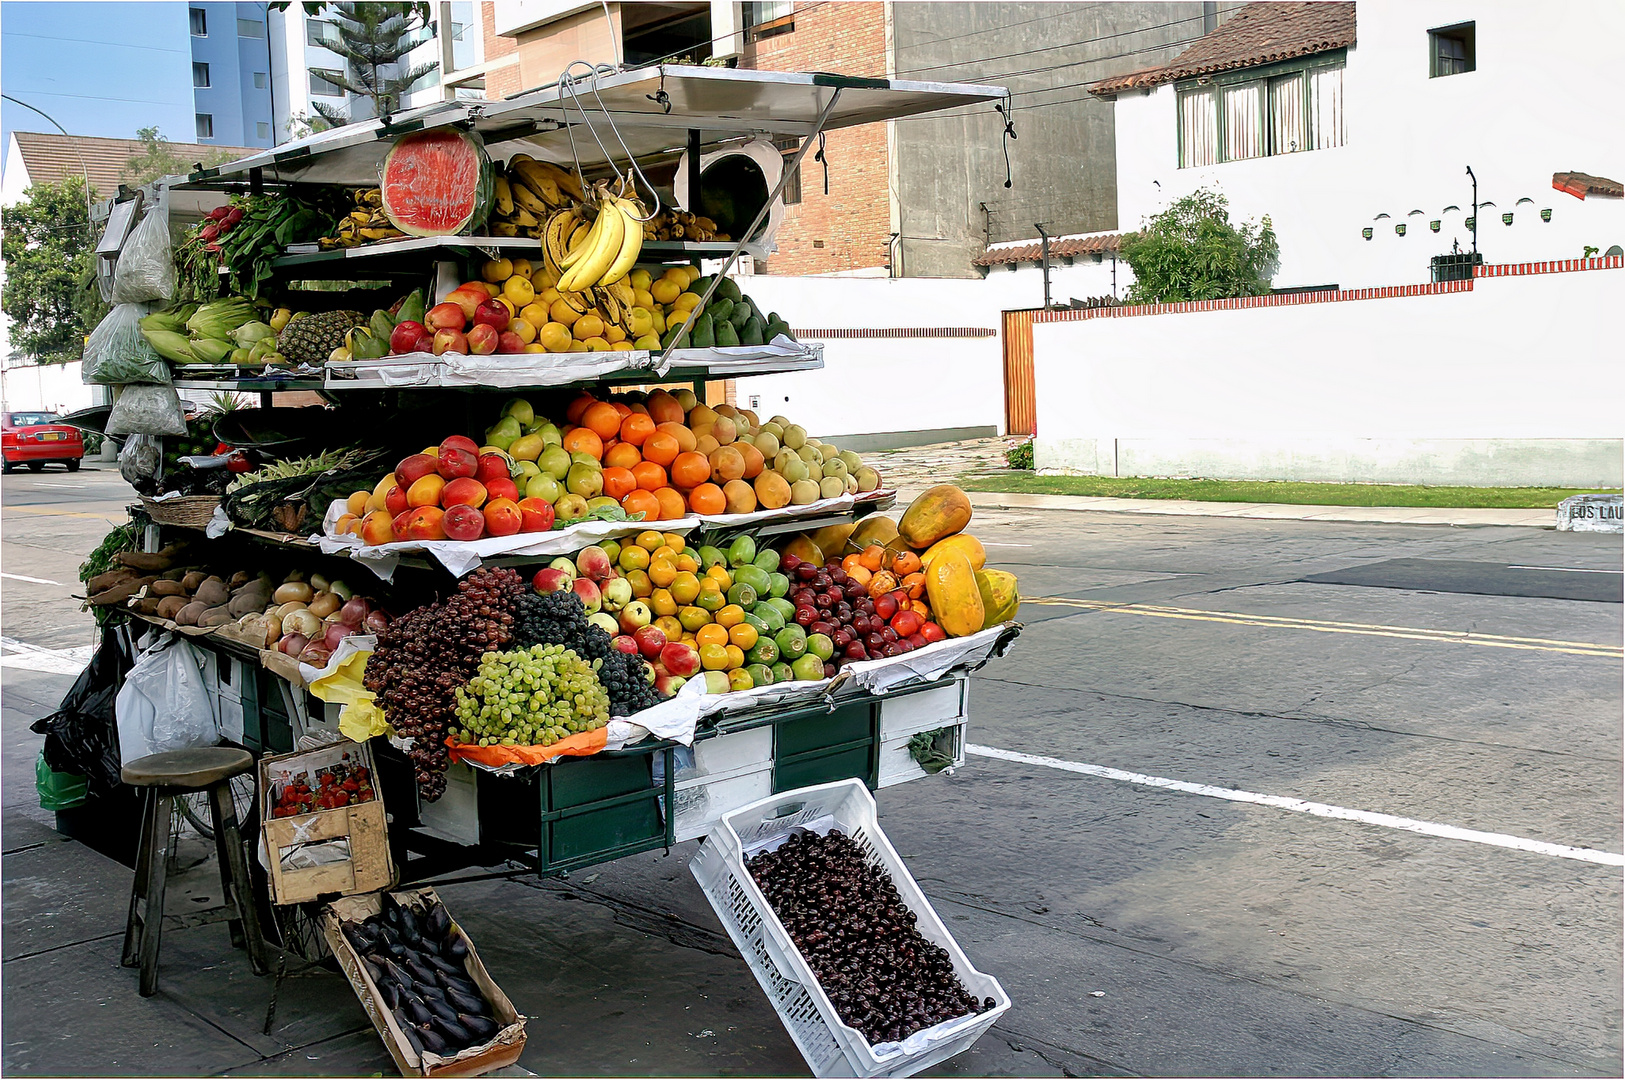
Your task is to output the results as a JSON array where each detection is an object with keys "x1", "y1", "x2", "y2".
[{"x1": 1001, "y1": 309, "x2": 1037, "y2": 436}]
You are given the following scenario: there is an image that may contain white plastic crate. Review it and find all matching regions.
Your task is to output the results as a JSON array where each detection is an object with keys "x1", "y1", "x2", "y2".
[
  {"x1": 690, "y1": 779, "x2": 1009, "y2": 1078},
  {"x1": 671, "y1": 766, "x2": 773, "y2": 843},
  {"x1": 876, "y1": 720, "x2": 966, "y2": 789},
  {"x1": 877, "y1": 679, "x2": 966, "y2": 743}
]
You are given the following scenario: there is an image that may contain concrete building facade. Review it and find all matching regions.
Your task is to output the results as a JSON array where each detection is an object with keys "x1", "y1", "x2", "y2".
[{"x1": 187, "y1": 2, "x2": 277, "y2": 148}]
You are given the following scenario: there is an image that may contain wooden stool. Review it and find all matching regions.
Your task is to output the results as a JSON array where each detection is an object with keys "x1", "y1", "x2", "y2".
[{"x1": 120, "y1": 747, "x2": 268, "y2": 996}]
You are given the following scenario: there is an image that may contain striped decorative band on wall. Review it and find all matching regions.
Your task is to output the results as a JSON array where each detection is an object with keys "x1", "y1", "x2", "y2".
[
  {"x1": 1475, "y1": 255, "x2": 1624, "y2": 277},
  {"x1": 791, "y1": 327, "x2": 998, "y2": 339},
  {"x1": 1031, "y1": 279, "x2": 1474, "y2": 323}
]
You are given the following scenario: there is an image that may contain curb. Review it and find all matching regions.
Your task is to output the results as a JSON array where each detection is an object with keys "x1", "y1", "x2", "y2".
[{"x1": 964, "y1": 491, "x2": 1554, "y2": 529}]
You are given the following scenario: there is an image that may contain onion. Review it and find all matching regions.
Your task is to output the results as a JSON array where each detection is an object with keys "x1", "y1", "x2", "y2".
[
  {"x1": 299, "y1": 641, "x2": 333, "y2": 666},
  {"x1": 309, "y1": 573, "x2": 330, "y2": 592},
  {"x1": 364, "y1": 609, "x2": 391, "y2": 633},
  {"x1": 274, "y1": 581, "x2": 315, "y2": 605},
  {"x1": 281, "y1": 607, "x2": 323, "y2": 638},
  {"x1": 329, "y1": 579, "x2": 354, "y2": 601},
  {"x1": 324, "y1": 622, "x2": 351, "y2": 651},
  {"x1": 277, "y1": 632, "x2": 309, "y2": 655},
  {"x1": 275, "y1": 600, "x2": 307, "y2": 619},
  {"x1": 308, "y1": 590, "x2": 342, "y2": 618},
  {"x1": 340, "y1": 596, "x2": 370, "y2": 627}
]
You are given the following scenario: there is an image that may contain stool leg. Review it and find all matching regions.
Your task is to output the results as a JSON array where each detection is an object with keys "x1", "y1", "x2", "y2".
[
  {"x1": 210, "y1": 781, "x2": 268, "y2": 976},
  {"x1": 121, "y1": 787, "x2": 158, "y2": 968},
  {"x1": 137, "y1": 793, "x2": 172, "y2": 997}
]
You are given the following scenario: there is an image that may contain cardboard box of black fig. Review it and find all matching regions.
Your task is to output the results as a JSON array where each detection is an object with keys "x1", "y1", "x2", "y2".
[
  {"x1": 259, "y1": 741, "x2": 394, "y2": 905},
  {"x1": 323, "y1": 887, "x2": 526, "y2": 1078}
]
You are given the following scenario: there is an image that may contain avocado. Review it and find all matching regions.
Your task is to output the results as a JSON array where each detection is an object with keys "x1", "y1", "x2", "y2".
[
  {"x1": 690, "y1": 276, "x2": 713, "y2": 296},
  {"x1": 729, "y1": 301, "x2": 753, "y2": 327},
  {"x1": 765, "y1": 319, "x2": 792, "y2": 343},
  {"x1": 660, "y1": 325, "x2": 690, "y2": 349},
  {"x1": 691, "y1": 311, "x2": 715, "y2": 349},
  {"x1": 715, "y1": 277, "x2": 742, "y2": 303},
  {"x1": 740, "y1": 317, "x2": 765, "y2": 346},
  {"x1": 715, "y1": 318, "x2": 740, "y2": 347},
  {"x1": 707, "y1": 297, "x2": 734, "y2": 325}
]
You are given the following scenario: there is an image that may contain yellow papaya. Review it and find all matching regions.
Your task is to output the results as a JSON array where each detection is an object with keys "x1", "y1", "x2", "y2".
[
  {"x1": 846, "y1": 514, "x2": 899, "y2": 553},
  {"x1": 924, "y1": 548, "x2": 984, "y2": 638},
  {"x1": 975, "y1": 568, "x2": 1020, "y2": 625},
  {"x1": 808, "y1": 521, "x2": 857, "y2": 558},
  {"x1": 782, "y1": 535, "x2": 823, "y2": 567},
  {"x1": 922, "y1": 532, "x2": 986, "y2": 572},
  {"x1": 898, "y1": 484, "x2": 972, "y2": 550}
]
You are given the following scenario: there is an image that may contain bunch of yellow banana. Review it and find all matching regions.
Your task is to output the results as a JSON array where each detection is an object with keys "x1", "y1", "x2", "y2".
[
  {"x1": 488, "y1": 155, "x2": 586, "y2": 238},
  {"x1": 643, "y1": 208, "x2": 728, "y2": 243},
  {"x1": 318, "y1": 188, "x2": 404, "y2": 249},
  {"x1": 555, "y1": 188, "x2": 647, "y2": 292}
]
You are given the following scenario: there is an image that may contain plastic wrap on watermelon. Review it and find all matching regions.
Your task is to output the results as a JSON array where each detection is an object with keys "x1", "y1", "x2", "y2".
[{"x1": 379, "y1": 129, "x2": 494, "y2": 237}]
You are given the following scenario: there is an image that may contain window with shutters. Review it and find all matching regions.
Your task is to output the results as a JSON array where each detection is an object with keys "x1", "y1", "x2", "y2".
[
  {"x1": 193, "y1": 62, "x2": 210, "y2": 88},
  {"x1": 1429, "y1": 23, "x2": 1475, "y2": 77},
  {"x1": 1177, "y1": 52, "x2": 1344, "y2": 167},
  {"x1": 189, "y1": 7, "x2": 206, "y2": 35},
  {"x1": 196, "y1": 113, "x2": 214, "y2": 139}
]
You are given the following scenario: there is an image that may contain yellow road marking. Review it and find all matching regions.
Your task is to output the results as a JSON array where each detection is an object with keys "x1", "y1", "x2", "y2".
[
  {"x1": 3, "y1": 505, "x2": 127, "y2": 521},
  {"x1": 1021, "y1": 596, "x2": 1624, "y2": 658}
]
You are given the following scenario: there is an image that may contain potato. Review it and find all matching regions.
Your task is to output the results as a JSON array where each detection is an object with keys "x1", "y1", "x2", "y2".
[
  {"x1": 175, "y1": 601, "x2": 208, "y2": 626},
  {"x1": 181, "y1": 570, "x2": 209, "y2": 592},
  {"x1": 151, "y1": 579, "x2": 187, "y2": 598},
  {"x1": 228, "y1": 571, "x2": 253, "y2": 589},
  {"x1": 200, "y1": 605, "x2": 233, "y2": 628},
  {"x1": 156, "y1": 596, "x2": 187, "y2": 620},
  {"x1": 194, "y1": 577, "x2": 230, "y2": 606}
]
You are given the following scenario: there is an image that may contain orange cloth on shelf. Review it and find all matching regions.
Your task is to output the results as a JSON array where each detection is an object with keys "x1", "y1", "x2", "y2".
[{"x1": 445, "y1": 727, "x2": 610, "y2": 768}]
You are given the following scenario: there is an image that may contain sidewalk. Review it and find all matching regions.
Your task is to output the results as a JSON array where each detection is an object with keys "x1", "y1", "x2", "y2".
[{"x1": 966, "y1": 490, "x2": 1555, "y2": 528}]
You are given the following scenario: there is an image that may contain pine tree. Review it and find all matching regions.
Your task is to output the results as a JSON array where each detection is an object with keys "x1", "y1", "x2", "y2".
[{"x1": 308, "y1": 2, "x2": 439, "y2": 127}]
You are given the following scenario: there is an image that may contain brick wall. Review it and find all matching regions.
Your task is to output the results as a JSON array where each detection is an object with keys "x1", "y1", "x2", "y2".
[
  {"x1": 480, "y1": 2, "x2": 523, "y2": 100},
  {"x1": 743, "y1": 3, "x2": 891, "y2": 275}
]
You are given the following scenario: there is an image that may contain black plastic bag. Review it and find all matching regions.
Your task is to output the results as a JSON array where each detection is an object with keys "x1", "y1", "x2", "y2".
[{"x1": 32, "y1": 629, "x2": 133, "y2": 798}]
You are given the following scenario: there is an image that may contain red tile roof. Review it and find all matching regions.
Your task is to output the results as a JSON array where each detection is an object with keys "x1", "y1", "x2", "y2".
[
  {"x1": 8, "y1": 131, "x2": 258, "y2": 197},
  {"x1": 1089, "y1": 2, "x2": 1356, "y2": 96},
  {"x1": 974, "y1": 233, "x2": 1122, "y2": 267},
  {"x1": 1552, "y1": 172, "x2": 1623, "y2": 200}
]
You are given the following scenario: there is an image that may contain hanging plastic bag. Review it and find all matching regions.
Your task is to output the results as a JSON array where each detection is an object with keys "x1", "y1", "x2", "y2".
[
  {"x1": 115, "y1": 634, "x2": 219, "y2": 763},
  {"x1": 110, "y1": 205, "x2": 177, "y2": 304},
  {"x1": 83, "y1": 303, "x2": 172, "y2": 385},
  {"x1": 119, "y1": 433, "x2": 163, "y2": 492},
  {"x1": 107, "y1": 383, "x2": 187, "y2": 436}
]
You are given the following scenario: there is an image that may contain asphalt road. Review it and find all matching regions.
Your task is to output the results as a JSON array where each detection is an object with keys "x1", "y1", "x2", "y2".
[{"x1": 3, "y1": 466, "x2": 1620, "y2": 1077}]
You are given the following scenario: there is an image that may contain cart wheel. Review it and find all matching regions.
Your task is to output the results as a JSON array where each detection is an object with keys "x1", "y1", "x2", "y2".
[
  {"x1": 1, "y1": 458, "x2": 13, "y2": 473},
  {"x1": 177, "y1": 765, "x2": 257, "y2": 839}
]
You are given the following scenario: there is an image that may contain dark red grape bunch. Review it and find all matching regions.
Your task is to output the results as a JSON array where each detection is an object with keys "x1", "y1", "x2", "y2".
[
  {"x1": 747, "y1": 830, "x2": 991, "y2": 1045},
  {"x1": 363, "y1": 567, "x2": 527, "y2": 800}
]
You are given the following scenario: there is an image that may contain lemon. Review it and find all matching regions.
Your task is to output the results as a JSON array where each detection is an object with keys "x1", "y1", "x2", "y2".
[
  {"x1": 539, "y1": 322, "x2": 573, "y2": 351},
  {"x1": 633, "y1": 333, "x2": 661, "y2": 350},
  {"x1": 510, "y1": 318, "x2": 537, "y2": 345},
  {"x1": 508, "y1": 258, "x2": 533, "y2": 279},
  {"x1": 604, "y1": 324, "x2": 627, "y2": 343},
  {"x1": 633, "y1": 288, "x2": 655, "y2": 310},
  {"x1": 650, "y1": 278, "x2": 682, "y2": 305},
  {"x1": 502, "y1": 276, "x2": 536, "y2": 306},
  {"x1": 548, "y1": 299, "x2": 581, "y2": 327},
  {"x1": 582, "y1": 336, "x2": 612, "y2": 352},
  {"x1": 574, "y1": 314, "x2": 605, "y2": 340},
  {"x1": 608, "y1": 340, "x2": 634, "y2": 351},
  {"x1": 520, "y1": 301, "x2": 549, "y2": 328},
  {"x1": 672, "y1": 291, "x2": 703, "y2": 312},
  {"x1": 629, "y1": 268, "x2": 653, "y2": 291},
  {"x1": 523, "y1": 342, "x2": 548, "y2": 353},
  {"x1": 481, "y1": 258, "x2": 512, "y2": 283}
]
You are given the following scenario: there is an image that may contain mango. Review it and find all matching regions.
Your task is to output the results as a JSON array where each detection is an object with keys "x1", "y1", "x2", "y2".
[
  {"x1": 808, "y1": 522, "x2": 857, "y2": 557},
  {"x1": 922, "y1": 532, "x2": 986, "y2": 572},
  {"x1": 899, "y1": 484, "x2": 972, "y2": 550},
  {"x1": 925, "y1": 548, "x2": 984, "y2": 638},
  {"x1": 975, "y1": 568, "x2": 1020, "y2": 625},
  {"x1": 782, "y1": 535, "x2": 823, "y2": 566},
  {"x1": 847, "y1": 514, "x2": 899, "y2": 553}
]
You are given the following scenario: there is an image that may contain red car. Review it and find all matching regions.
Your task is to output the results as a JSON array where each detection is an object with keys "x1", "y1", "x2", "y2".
[{"x1": 2, "y1": 411, "x2": 85, "y2": 472}]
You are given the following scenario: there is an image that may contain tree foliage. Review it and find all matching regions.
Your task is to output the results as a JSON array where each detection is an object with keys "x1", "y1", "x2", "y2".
[
  {"x1": 1119, "y1": 189, "x2": 1279, "y2": 304},
  {"x1": 121, "y1": 126, "x2": 239, "y2": 186},
  {"x1": 1, "y1": 176, "x2": 102, "y2": 365},
  {"x1": 306, "y1": 2, "x2": 439, "y2": 127}
]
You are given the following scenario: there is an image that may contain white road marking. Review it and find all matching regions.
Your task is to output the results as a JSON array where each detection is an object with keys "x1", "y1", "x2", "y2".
[
  {"x1": 966, "y1": 744, "x2": 1625, "y2": 868},
  {"x1": 0, "y1": 636, "x2": 94, "y2": 675},
  {"x1": 981, "y1": 542, "x2": 1033, "y2": 547},
  {"x1": 29, "y1": 482, "x2": 80, "y2": 490},
  {"x1": 1, "y1": 572, "x2": 63, "y2": 586},
  {"x1": 1507, "y1": 565, "x2": 1623, "y2": 574}
]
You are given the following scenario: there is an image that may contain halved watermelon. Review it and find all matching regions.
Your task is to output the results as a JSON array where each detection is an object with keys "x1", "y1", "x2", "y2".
[{"x1": 380, "y1": 130, "x2": 493, "y2": 237}]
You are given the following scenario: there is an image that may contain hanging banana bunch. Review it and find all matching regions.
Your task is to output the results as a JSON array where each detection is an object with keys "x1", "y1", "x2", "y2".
[
  {"x1": 643, "y1": 208, "x2": 728, "y2": 243},
  {"x1": 318, "y1": 188, "x2": 406, "y2": 249}
]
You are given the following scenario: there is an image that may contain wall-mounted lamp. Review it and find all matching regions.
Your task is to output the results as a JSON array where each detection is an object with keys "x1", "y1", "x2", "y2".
[
  {"x1": 1541, "y1": 208, "x2": 1552, "y2": 222},
  {"x1": 1502, "y1": 212, "x2": 1514, "y2": 225},
  {"x1": 1395, "y1": 223, "x2": 1407, "y2": 236},
  {"x1": 1430, "y1": 220, "x2": 1441, "y2": 232},
  {"x1": 1362, "y1": 227, "x2": 1373, "y2": 240},
  {"x1": 1464, "y1": 216, "x2": 1475, "y2": 231}
]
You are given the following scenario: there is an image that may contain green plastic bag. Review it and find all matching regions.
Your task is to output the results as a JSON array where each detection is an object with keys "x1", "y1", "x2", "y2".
[{"x1": 35, "y1": 751, "x2": 88, "y2": 812}]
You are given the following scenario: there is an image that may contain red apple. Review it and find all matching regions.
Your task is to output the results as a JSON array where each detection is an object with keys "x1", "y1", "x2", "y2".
[
  {"x1": 517, "y1": 496, "x2": 555, "y2": 533},
  {"x1": 441, "y1": 477, "x2": 488, "y2": 508},
  {"x1": 396, "y1": 453, "x2": 438, "y2": 486},
  {"x1": 392, "y1": 509, "x2": 414, "y2": 536},
  {"x1": 571, "y1": 577, "x2": 602, "y2": 614},
  {"x1": 482, "y1": 497, "x2": 522, "y2": 536},
  {"x1": 617, "y1": 600, "x2": 652, "y2": 634},
  {"x1": 485, "y1": 476, "x2": 519, "y2": 503},
  {"x1": 437, "y1": 445, "x2": 478, "y2": 480},
  {"x1": 402, "y1": 505, "x2": 446, "y2": 541},
  {"x1": 497, "y1": 331, "x2": 526, "y2": 354},
  {"x1": 390, "y1": 320, "x2": 430, "y2": 353},
  {"x1": 441, "y1": 435, "x2": 479, "y2": 455},
  {"x1": 412, "y1": 330, "x2": 436, "y2": 353},
  {"x1": 433, "y1": 328, "x2": 468, "y2": 355},
  {"x1": 384, "y1": 483, "x2": 410, "y2": 516},
  {"x1": 467, "y1": 323, "x2": 499, "y2": 355},
  {"x1": 443, "y1": 287, "x2": 485, "y2": 320},
  {"x1": 611, "y1": 635, "x2": 640, "y2": 656},
  {"x1": 633, "y1": 624, "x2": 667, "y2": 659},
  {"x1": 442, "y1": 503, "x2": 486, "y2": 541},
  {"x1": 476, "y1": 453, "x2": 511, "y2": 484},
  {"x1": 659, "y1": 641, "x2": 701, "y2": 678},
  {"x1": 425, "y1": 302, "x2": 467, "y2": 331},
  {"x1": 473, "y1": 299, "x2": 510, "y2": 331},
  {"x1": 919, "y1": 621, "x2": 946, "y2": 644},
  {"x1": 655, "y1": 673, "x2": 687, "y2": 697},
  {"x1": 532, "y1": 566, "x2": 572, "y2": 594}
]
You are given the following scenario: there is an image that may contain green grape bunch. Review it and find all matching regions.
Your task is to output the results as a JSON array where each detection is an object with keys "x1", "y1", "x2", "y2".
[{"x1": 451, "y1": 644, "x2": 612, "y2": 747}]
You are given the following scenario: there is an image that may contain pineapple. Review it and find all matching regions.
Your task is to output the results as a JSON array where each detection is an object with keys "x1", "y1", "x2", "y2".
[{"x1": 276, "y1": 310, "x2": 367, "y2": 366}]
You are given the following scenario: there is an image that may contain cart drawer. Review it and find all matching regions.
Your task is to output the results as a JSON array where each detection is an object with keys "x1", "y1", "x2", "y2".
[
  {"x1": 774, "y1": 743, "x2": 874, "y2": 794},
  {"x1": 774, "y1": 699, "x2": 876, "y2": 759}
]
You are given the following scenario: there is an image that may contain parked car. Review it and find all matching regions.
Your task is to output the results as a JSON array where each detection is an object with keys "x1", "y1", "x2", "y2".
[{"x1": 2, "y1": 412, "x2": 85, "y2": 472}]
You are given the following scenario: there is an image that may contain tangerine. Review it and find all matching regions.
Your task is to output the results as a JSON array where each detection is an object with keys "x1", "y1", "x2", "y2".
[
  {"x1": 565, "y1": 393, "x2": 597, "y2": 425},
  {"x1": 632, "y1": 460, "x2": 667, "y2": 490},
  {"x1": 657, "y1": 422, "x2": 697, "y2": 453},
  {"x1": 582, "y1": 401, "x2": 623, "y2": 440},
  {"x1": 602, "y1": 467, "x2": 637, "y2": 500},
  {"x1": 561, "y1": 426, "x2": 604, "y2": 459},
  {"x1": 729, "y1": 623, "x2": 759, "y2": 651},
  {"x1": 670, "y1": 452, "x2": 711, "y2": 489},
  {"x1": 688, "y1": 482, "x2": 726, "y2": 515},
  {"x1": 641, "y1": 431, "x2": 680, "y2": 466},
  {"x1": 610, "y1": 401, "x2": 632, "y2": 420},
  {"x1": 621, "y1": 489, "x2": 661, "y2": 521},
  {"x1": 695, "y1": 624, "x2": 729, "y2": 648},
  {"x1": 619, "y1": 412, "x2": 656, "y2": 446},
  {"x1": 653, "y1": 487, "x2": 687, "y2": 521},
  {"x1": 603, "y1": 441, "x2": 642, "y2": 470}
]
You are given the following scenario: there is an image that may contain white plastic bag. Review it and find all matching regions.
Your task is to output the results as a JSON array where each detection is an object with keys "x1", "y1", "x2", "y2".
[
  {"x1": 115, "y1": 634, "x2": 219, "y2": 763},
  {"x1": 111, "y1": 206, "x2": 176, "y2": 304},
  {"x1": 107, "y1": 383, "x2": 187, "y2": 436},
  {"x1": 83, "y1": 303, "x2": 171, "y2": 385}
]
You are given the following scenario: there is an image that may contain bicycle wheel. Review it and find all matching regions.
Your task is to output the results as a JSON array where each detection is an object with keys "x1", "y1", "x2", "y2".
[{"x1": 177, "y1": 756, "x2": 258, "y2": 839}]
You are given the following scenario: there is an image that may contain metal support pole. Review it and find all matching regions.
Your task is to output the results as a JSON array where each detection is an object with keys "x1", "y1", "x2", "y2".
[
  {"x1": 1035, "y1": 223, "x2": 1052, "y2": 310},
  {"x1": 1466, "y1": 164, "x2": 1478, "y2": 257},
  {"x1": 687, "y1": 129, "x2": 702, "y2": 212}
]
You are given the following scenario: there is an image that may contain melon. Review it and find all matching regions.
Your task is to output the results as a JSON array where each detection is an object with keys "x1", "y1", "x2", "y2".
[{"x1": 380, "y1": 130, "x2": 493, "y2": 237}]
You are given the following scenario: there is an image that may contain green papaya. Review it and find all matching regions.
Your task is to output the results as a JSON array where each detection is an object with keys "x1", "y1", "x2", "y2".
[
  {"x1": 764, "y1": 319, "x2": 791, "y2": 342},
  {"x1": 660, "y1": 325, "x2": 690, "y2": 350},
  {"x1": 741, "y1": 317, "x2": 765, "y2": 346},
  {"x1": 715, "y1": 318, "x2": 740, "y2": 347},
  {"x1": 690, "y1": 312, "x2": 715, "y2": 349},
  {"x1": 370, "y1": 309, "x2": 395, "y2": 341},
  {"x1": 395, "y1": 289, "x2": 425, "y2": 327},
  {"x1": 729, "y1": 301, "x2": 753, "y2": 327},
  {"x1": 708, "y1": 297, "x2": 734, "y2": 324},
  {"x1": 716, "y1": 277, "x2": 742, "y2": 303}
]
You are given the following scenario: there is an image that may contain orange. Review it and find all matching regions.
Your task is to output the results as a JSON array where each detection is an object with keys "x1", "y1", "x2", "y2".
[
  {"x1": 627, "y1": 402, "x2": 649, "y2": 416},
  {"x1": 582, "y1": 401, "x2": 623, "y2": 441},
  {"x1": 723, "y1": 644, "x2": 746, "y2": 670},
  {"x1": 841, "y1": 553, "x2": 864, "y2": 575},
  {"x1": 562, "y1": 426, "x2": 604, "y2": 459},
  {"x1": 650, "y1": 588, "x2": 677, "y2": 617},
  {"x1": 653, "y1": 487, "x2": 687, "y2": 521},
  {"x1": 602, "y1": 467, "x2": 637, "y2": 500},
  {"x1": 632, "y1": 460, "x2": 667, "y2": 491},
  {"x1": 670, "y1": 451, "x2": 711, "y2": 489},
  {"x1": 621, "y1": 489, "x2": 661, "y2": 521},
  {"x1": 715, "y1": 604, "x2": 745, "y2": 628},
  {"x1": 658, "y1": 422, "x2": 697, "y2": 453},
  {"x1": 695, "y1": 624, "x2": 729, "y2": 648},
  {"x1": 603, "y1": 441, "x2": 642, "y2": 470},
  {"x1": 728, "y1": 623, "x2": 758, "y2": 650},
  {"x1": 687, "y1": 482, "x2": 726, "y2": 515},
  {"x1": 709, "y1": 445, "x2": 746, "y2": 483},
  {"x1": 565, "y1": 393, "x2": 597, "y2": 425},
  {"x1": 648, "y1": 390, "x2": 685, "y2": 425},
  {"x1": 649, "y1": 556, "x2": 677, "y2": 588},
  {"x1": 737, "y1": 442, "x2": 765, "y2": 479},
  {"x1": 673, "y1": 551, "x2": 699, "y2": 574},
  {"x1": 641, "y1": 431, "x2": 680, "y2": 467},
  {"x1": 859, "y1": 544, "x2": 886, "y2": 572},
  {"x1": 610, "y1": 401, "x2": 632, "y2": 420},
  {"x1": 619, "y1": 412, "x2": 656, "y2": 447}
]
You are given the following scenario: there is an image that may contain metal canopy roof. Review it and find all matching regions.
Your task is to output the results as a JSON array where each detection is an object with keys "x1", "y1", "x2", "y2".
[{"x1": 180, "y1": 65, "x2": 1007, "y2": 188}]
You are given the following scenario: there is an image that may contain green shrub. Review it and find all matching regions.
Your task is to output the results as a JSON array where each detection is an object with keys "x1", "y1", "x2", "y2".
[{"x1": 1005, "y1": 441, "x2": 1033, "y2": 470}]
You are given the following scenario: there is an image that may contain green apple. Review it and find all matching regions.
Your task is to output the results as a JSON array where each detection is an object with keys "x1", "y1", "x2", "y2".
[
  {"x1": 790, "y1": 654, "x2": 825, "y2": 681},
  {"x1": 774, "y1": 624, "x2": 807, "y2": 660},
  {"x1": 806, "y1": 633, "x2": 834, "y2": 662}
]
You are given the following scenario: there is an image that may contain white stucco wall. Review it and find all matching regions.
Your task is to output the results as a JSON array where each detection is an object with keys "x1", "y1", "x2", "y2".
[
  {"x1": 0, "y1": 359, "x2": 100, "y2": 417},
  {"x1": 1111, "y1": 0, "x2": 1625, "y2": 290},
  {"x1": 1029, "y1": 264, "x2": 1624, "y2": 487}
]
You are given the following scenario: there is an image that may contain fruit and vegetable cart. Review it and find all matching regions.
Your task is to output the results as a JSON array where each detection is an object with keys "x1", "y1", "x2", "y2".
[{"x1": 52, "y1": 63, "x2": 1024, "y2": 1078}]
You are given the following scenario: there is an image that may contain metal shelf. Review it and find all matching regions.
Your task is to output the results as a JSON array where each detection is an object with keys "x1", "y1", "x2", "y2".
[{"x1": 271, "y1": 236, "x2": 767, "y2": 269}]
